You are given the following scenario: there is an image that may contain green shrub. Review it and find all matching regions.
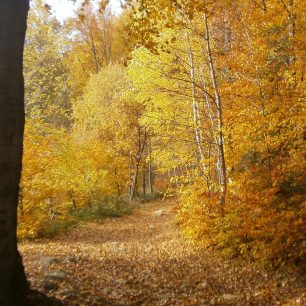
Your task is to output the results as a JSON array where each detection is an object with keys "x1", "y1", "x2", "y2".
[{"x1": 133, "y1": 192, "x2": 163, "y2": 203}]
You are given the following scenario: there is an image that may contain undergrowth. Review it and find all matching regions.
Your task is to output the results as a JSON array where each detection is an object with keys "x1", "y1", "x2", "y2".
[
  {"x1": 132, "y1": 192, "x2": 164, "y2": 204},
  {"x1": 19, "y1": 196, "x2": 134, "y2": 240},
  {"x1": 19, "y1": 193, "x2": 163, "y2": 240},
  {"x1": 177, "y1": 176, "x2": 306, "y2": 269}
]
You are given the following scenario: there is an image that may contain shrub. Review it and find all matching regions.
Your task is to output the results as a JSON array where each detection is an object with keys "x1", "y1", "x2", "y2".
[
  {"x1": 177, "y1": 173, "x2": 306, "y2": 267},
  {"x1": 18, "y1": 196, "x2": 133, "y2": 240}
]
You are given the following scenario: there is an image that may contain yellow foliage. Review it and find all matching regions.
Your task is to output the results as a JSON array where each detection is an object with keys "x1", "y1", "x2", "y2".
[
  {"x1": 20, "y1": 0, "x2": 306, "y2": 269},
  {"x1": 18, "y1": 119, "x2": 127, "y2": 239}
]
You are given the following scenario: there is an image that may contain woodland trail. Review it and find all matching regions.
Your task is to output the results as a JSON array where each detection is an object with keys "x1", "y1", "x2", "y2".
[{"x1": 20, "y1": 199, "x2": 304, "y2": 306}]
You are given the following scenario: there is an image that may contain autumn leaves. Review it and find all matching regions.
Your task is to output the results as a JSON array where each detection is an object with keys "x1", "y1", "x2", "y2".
[{"x1": 20, "y1": 0, "x2": 305, "y2": 267}]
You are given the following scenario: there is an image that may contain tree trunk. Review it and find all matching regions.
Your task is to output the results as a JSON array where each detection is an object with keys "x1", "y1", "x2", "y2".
[
  {"x1": 142, "y1": 167, "x2": 146, "y2": 195},
  {"x1": 129, "y1": 127, "x2": 147, "y2": 200},
  {"x1": 0, "y1": 1, "x2": 30, "y2": 304},
  {"x1": 128, "y1": 151, "x2": 133, "y2": 196},
  {"x1": 148, "y1": 137, "x2": 153, "y2": 194},
  {"x1": 186, "y1": 32, "x2": 208, "y2": 183},
  {"x1": 199, "y1": 71, "x2": 215, "y2": 184},
  {"x1": 204, "y1": 13, "x2": 227, "y2": 205},
  {"x1": 68, "y1": 190, "x2": 77, "y2": 211},
  {"x1": 129, "y1": 163, "x2": 140, "y2": 200}
]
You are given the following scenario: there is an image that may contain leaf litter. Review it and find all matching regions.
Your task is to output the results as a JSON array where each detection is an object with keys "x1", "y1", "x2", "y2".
[{"x1": 19, "y1": 199, "x2": 305, "y2": 305}]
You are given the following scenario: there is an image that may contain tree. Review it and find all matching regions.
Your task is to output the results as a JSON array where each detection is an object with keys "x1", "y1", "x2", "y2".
[
  {"x1": 24, "y1": 0, "x2": 71, "y2": 128},
  {"x1": 127, "y1": 0, "x2": 305, "y2": 265},
  {"x1": 63, "y1": 2, "x2": 130, "y2": 98},
  {"x1": 73, "y1": 64, "x2": 149, "y2": 200},
  {"x1": 0, "y1": 1, "x2": 30, "y2": 304},
  {"x1": 0, "y1": 1, "x2": 63, "y2": 304}
]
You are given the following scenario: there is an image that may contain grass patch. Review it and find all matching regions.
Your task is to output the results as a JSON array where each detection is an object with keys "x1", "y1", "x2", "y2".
[
  {"x1": 73, "y1": 196, "x2": 133, "y2": 221},
  {"x1": 36, "y1": 196, "x2": 134, "y2": 239},
  {"x1": 40, "y1": 217, "x2": 77, "y2": 238},
  {"x1": 132, "y1": 192, "x2": 164, "y2": 204}
]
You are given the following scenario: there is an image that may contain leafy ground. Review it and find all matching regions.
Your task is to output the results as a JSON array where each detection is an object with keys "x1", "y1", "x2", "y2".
[{"x1": 20, "y1": 199, "x2": 305, "y2": 305}]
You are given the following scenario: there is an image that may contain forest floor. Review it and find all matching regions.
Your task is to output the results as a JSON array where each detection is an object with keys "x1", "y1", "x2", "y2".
[{"x1": 20, "y1": 198, "x2": 305, "y2": 306}]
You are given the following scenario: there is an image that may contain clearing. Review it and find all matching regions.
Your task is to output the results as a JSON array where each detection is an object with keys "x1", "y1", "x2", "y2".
[{"x1": 20, "y1": 199, "x2": 305, "y2": 305}]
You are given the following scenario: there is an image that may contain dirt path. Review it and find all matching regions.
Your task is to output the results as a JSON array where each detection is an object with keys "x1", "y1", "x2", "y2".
[{"x1": 20, "y1": 199, "x2": 304, "y2": 305}]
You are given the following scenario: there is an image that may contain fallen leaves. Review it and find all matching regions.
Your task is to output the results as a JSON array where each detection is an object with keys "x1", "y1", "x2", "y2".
[{"x1": 19, "y1": 199, "x2": 305, "y2": 305}]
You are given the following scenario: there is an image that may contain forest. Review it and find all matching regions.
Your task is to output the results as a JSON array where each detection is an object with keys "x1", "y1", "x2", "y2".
[{"x1": 0, "y1": 0, "x2": 305, "y2": 305}]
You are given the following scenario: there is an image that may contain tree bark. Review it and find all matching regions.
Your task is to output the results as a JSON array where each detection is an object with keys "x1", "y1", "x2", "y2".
[
  {"x1": 186, "y1": 32, "x2": 208, "y2": 182},
  {"x1": 142, "y1": 167, "x2": 146, "y2": 195},
  {"x1": 0, "y1": 1, "x2": 30, "y2": 304},
  {"x1": 204, "y1": 13, "x2": 227, "y2": 205},
  {"x1": 129, "y1": 127, "x2": 147, "y2": 200},
  {"x1": 148, "y1": 137, "x2": 153, "y2": 194},
  {"x1": 130, "y1": 163, "x2": 140, "y2": 200}
]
